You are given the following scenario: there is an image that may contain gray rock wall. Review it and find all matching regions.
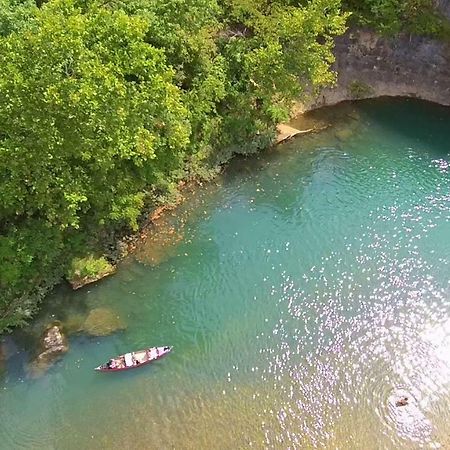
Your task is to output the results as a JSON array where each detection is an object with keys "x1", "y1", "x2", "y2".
[
  {"x1": 434, "y1": 0, "x2": 450, "y2": 20},
  {"x1": 310, "y1": 29, "x2": 450, "y2": 109}
]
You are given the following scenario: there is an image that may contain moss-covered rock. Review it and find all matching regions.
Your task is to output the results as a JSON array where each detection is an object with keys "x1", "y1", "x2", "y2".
[
  {"x1": 67, "y1": 255, "x2": 116, "y2": 290},
  {"x1": 82, "y1": 308, "x2": 126, "y2": 336}
]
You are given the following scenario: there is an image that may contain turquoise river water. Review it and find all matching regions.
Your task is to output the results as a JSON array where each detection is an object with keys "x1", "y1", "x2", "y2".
[{"x1": 0, "y1": 98, "x2": 449, "y2": 449}]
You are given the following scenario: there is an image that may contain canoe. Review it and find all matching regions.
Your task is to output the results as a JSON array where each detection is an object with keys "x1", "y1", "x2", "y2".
[{"x1": 95, "y1": 346, "x2": 172, "y2": 372}]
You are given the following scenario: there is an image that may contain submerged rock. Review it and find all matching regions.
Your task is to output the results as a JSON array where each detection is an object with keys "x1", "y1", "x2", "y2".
[
  {"x1": 334, "y1": 126, "x2": 354, "y2": 142},
  {"x1": 134, "y1": 219, "x2": 184, "y2": 267},
  {"x1": 63, "y1": 314, "x2": 85, "y2": 335},
  {"x1": 347, "y1": 109, "x2": 361, "y2": 121},
  {"x1": 29, "y1": 322, "x2": 68, "y2": 377},
  {"x1": 82, "y1": 308, "x2": 126, "y2": 336}
]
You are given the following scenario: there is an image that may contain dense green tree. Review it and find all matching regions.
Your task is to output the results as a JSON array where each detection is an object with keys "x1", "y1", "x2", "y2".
[
  {"x1": 218, "y1": 0, "x2": 347, "y2": 152},
  {"x1": 99, "y1": 0, "x2": 228, "y2": 169},
  {"x1": 0, "y1": 0, "x2": 190, "y2": 330},
  {"x1": 343, "y1": 0, "x2": 449, "y2": 36},
  {"x1": 0, "y1": 0, "x2": 36, "y2": 36}
]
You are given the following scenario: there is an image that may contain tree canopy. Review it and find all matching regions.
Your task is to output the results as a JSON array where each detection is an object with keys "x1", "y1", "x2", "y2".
[{"x1": 343, "y1": 0, "x2": 450, "y2": 37}]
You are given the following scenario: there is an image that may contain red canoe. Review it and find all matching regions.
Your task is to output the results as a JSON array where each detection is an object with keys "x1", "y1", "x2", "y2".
[{"x1": 95, "y1": 346, "x2": 172, "y2": 372}]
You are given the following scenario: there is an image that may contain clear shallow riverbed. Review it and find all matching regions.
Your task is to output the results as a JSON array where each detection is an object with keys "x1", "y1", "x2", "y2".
[{"x1": 1, "y1": 98, "x2": 449, "y2": 449}]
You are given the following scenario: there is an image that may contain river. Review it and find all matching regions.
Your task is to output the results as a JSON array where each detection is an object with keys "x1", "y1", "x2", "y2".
[{"x1": 0, "y1": 98, "x2": 449, "y2": 449}]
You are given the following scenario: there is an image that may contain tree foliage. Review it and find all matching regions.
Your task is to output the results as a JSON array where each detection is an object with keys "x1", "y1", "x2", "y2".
[
  {"x1": 218, "y1": 0, "x2": 347, "y2": 151},
  {"x1": 0, "y1": 0, "x2": 36, "y2": 36},
  {"x1": 0, "y1": 0, "x2": 191, "y2": 330},
  {"x1": 0, "y1": 0, "x2": 348, "y2": 331},
  {"x1": 343, "y1": 0, "x2": 450, "y2": 37}
]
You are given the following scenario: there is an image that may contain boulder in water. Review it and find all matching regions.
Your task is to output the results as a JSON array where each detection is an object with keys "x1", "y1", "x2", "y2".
[
  {"x1": 82, "y1": 307, "x2": 126, "y2": 336},
  {"x1": 29, "y1": 322, "x2": 68, "y2": 377},
  {"x1": 334, "y1": 127, "x2": 354, "y2": 142}
]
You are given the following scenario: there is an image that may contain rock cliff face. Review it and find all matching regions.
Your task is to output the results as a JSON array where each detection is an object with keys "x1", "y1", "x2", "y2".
[
  {"x1": 435, "y1": 0, "x2": 450, "y2": 20},
  {"x1": 309, "y1": 29, "x2": 450, "y2": 109}
]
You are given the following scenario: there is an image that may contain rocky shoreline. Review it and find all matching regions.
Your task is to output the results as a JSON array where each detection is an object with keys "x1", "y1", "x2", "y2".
[{"x1": 70, "y1": 28, "x2": 450, "y2": 291}]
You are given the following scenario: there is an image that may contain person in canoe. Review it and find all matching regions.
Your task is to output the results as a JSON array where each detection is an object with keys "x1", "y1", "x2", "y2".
[
  {"x1": 106, "y1": 359, "x2": 115, "y2": 369},
  {"x1": 95, "y1": 346, "x2": 173, "y2": 372}
]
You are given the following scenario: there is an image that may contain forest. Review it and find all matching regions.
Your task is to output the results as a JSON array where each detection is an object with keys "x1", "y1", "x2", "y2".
[{"x1": 0, "y1": 0, "x2": 447, "y2": 332}]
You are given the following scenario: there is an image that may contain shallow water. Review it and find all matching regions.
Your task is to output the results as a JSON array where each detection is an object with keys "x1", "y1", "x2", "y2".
[{"x1": 1, "y1": 98, "x2": 449, "y2": 449}]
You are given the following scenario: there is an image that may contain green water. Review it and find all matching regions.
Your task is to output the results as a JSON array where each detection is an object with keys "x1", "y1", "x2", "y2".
[{"x1": 1, "y1": 98, "x2": 449, "y2": 449}]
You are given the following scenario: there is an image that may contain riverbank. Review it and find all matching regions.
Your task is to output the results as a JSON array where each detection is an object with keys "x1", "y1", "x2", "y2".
[
  {"x1": 71, "y1": 27, "x2": 450, "y2": 291},
  {"x1": 6, "y1": 23, "x2": 449, "y2": 330}
]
